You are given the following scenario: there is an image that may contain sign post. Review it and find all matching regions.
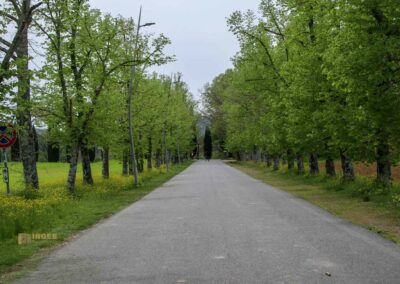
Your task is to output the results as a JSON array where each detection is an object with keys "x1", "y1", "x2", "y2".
[{"x1": 0, "y1": 124, "x2": 17, "y2": 194}]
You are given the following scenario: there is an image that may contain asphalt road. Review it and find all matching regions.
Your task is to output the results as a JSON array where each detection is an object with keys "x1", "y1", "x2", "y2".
[{"x1": 15, "y1": 160, "x2": 400, "y2": 284}]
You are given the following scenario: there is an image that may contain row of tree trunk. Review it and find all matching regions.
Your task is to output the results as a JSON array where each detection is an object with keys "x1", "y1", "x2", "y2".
[
  {"x1": 121, "y1": 142, "x2": 185, "y2": 178},
  {"x1": 236, "y1": 149, "x2": 358, "y2": 182}
]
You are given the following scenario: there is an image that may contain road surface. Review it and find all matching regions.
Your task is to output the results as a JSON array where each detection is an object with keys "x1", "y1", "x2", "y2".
[{"x1": 15, "y1": 161, "x2": 400, "y2": 283}]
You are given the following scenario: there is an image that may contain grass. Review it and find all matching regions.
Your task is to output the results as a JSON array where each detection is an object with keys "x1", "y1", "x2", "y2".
[
  {"x1": 2, "y1": 160, "x2": 136, "y2": 191},
  {"x1": 0, "y1": 160, "x2": 192, "y2": 280},
  {"x1": 229, "y1": 161, "x2": 400, "y2": 244}
]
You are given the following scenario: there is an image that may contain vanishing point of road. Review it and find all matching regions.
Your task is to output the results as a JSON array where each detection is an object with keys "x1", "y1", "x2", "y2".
[{"x1": 15, "y1": 161, "x2": 400, "y2": 284}]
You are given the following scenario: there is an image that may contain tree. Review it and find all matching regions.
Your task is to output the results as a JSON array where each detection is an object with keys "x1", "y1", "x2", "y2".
[
  {"x1": 0, "y1": 0, "x2": 41, "y2": 189},
  {"x1": 204, "y1": 127, "x2": 212, "y2": 160},
  {"x1": 204, "y1": 0, "x2": 400, "y2": 189},
  {"x1": 38, "y1": 1, "x2": 173, "y2": 191},
  {"x1": 323, "y1": 0, "x2": 400, "y2": 186}
]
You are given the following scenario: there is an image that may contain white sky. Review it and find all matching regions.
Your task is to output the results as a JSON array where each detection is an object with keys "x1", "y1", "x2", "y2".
[{"x1": 89, "y1": 0, "x2": 260, "y2": 98}]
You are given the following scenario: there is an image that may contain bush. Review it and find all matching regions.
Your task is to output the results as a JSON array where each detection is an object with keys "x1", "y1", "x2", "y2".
[{"x1": 393, "y1": 194, "x2": 400, "y2": 208}]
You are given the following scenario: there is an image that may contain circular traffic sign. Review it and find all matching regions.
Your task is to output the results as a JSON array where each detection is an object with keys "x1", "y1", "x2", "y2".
[{"x1": 0, "y1": 124, "x2": 17, "y2": 149}]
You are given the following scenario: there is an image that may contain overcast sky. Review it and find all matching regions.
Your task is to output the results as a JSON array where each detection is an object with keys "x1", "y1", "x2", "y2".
[{"x1": 89, "y1": 0, "x2": 260, "y2": 98}]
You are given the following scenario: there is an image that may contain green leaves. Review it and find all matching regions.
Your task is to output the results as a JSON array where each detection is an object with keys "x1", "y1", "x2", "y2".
[
  {"x1": 0, "y1": 0, "x2": 197, "y2": 177},
  {"x1": 206, "y1": 0, "x2": 400, "y2": 183}
]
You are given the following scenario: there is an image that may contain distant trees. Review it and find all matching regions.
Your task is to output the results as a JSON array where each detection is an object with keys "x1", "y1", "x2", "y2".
[{"x1": 203, "y1": 0, "x2": 400, "y2": 187}]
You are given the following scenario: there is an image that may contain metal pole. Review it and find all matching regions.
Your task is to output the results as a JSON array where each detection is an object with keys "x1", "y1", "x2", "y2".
[
  {"x1": 128, "y1": 6, "x2": 142, "y2": 187},
  {"x1": 3, "y1": 149, "x2": 10, "y2": 194}
]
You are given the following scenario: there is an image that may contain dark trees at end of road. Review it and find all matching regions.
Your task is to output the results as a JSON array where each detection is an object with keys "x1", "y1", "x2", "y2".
[{"x1": 204, "y1": 127, "x2": 212, "y2": 160}]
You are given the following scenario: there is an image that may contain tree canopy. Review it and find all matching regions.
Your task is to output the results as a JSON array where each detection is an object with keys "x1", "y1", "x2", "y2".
[
  {"x1": 203, "y1": 0, "x2": 400, "y2": 186},
  {"x1": 0, "y1": 0, "x2": 198, "y2": 192}
]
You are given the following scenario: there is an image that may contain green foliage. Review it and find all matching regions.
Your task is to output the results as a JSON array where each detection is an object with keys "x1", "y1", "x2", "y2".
[
  {"x1": 393, "y1": 194, "x2": 400, "y2": 208},
  {"x1": 203, "y1": 0, "x2": 400, "y2": 185},
  {"x1": 0, "y1": 0, "x2": 198, "y2": 190}
]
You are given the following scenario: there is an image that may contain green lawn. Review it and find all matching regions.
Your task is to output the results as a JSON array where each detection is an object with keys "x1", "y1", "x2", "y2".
[
  {"x1": 0, "y1": 160, "x2": 191, "y2": 281},
  {"x1": 3, "y1": 160, "x2": 133, "y2": 192},
  {"x1": 230, "y1": 161, "x2": 400, "y2": 244}
]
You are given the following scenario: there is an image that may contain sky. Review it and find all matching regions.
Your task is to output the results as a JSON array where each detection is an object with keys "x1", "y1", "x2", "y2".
[{"x1": 89, "y1": 0, "x2": 260, "y2": 98}]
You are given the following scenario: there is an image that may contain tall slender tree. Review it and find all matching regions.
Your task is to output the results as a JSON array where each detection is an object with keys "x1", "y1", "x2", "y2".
[
  {"x1": 204, "y1": 127, "x2": 212, "y2": 161},
  {"x1": 0, "y1": 0, "x2": 41, "y2": 189}
]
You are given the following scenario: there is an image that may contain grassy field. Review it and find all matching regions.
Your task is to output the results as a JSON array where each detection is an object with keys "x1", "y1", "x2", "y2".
[
  {"x1": 1, "y1": 160, "x2": 134, "y2": 191},
  {"x1": 0, "y1": 160, "x2": 191, "y2": 279},
  {"x1": 230, "y1": 161, "x2": 400, "y2": 244}
]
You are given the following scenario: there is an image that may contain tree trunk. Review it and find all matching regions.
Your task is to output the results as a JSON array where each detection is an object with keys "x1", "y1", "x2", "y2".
[
  {"x1": 67, "y1": 147, "x2": 79, "y2": 192},
  {"x1": 16, "y1": 7, "x2": 39, "y2": 189},
  {"x1": 296, "y1": 154, "x2": 305, "y2": 174},
  {"x1": 376, "y1": 136, "x2": 391, "y2": 186},
  {"x1": 340, "y1": 149, "x2": 355, "y2": 182},
  {"x1": 129, "y1": 154, "x2": 134, "y2": 175},
  {"x1": 18, "y1": 125, "x2": 39, "y2": 189},
  {"x1": 48, "y1": 141, "x2": 60, "y2": 162},
  {"x1": 122, "y1": 151, "x2": 128, "y2": 176},
  {"x1": 287, "y1": 149, "x2": 295, "y2": 170},
  {"x1": 252, "y1": 147, "x2": 258, "y2": 162},
  {"x1": 138, "y1": 132, "x2": 144, "y2": 173},
  {"x1": 236, "y1": 152, "x2": 242, "y2": 161},
  {"x1": 81, "y1": 146, "x2": 94, "y2": 185},
  {"x1": 156, "y1": 148, "x2": 162, "y2": 168},
  {"x1": 273, "y1": 156, "x2": 280, "y2": 171},
  {"x1": 137, "y1": 151, "x2": 144, "y2": 173},
  {"x1": 65, "y1": 145, "x2": 72, "y2": 163},
  {"x1": 11, "y1": 137, "x2": 20, "y2": 161},
  {"x1": 33, "y1": 125, "x2": 39, "y2": 162},
  {"x1": 89, "y1": 147, "x2": 96, "y2": 162},
  {"x1": 258, "y1": 149, "x2": 262, "y2": 162},
  {"x1": 147, "y1": 132, "x2": 152, "y2": 170},
  {"x1": 163, "y1": 125, "x2": 169, "y2": 171},
  {"x1": 177, "y1": 142, "x2": 181, "y2": 165},
  {"x1": 196, "y1": 141, "x2": 200, "y2": 160},
  {"x1": 102, "y1": 147, "x2": 109, "y2": 179},
  {"x1": 325, "y1": 157, "x2": 336, "y2": 177},
  {"x1": 309, "y1": 153, "x2": 319, "y2": 174},
  {"x1": 266, "y1": 154, "x2": 272, "y2": 168}
]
